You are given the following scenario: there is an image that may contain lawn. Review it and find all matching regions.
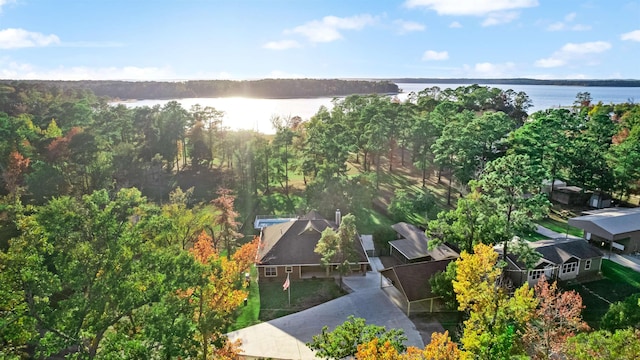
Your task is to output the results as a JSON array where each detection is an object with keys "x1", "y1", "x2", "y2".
[
  {"x1": 228, "y1": 265, "x2": 260, "y2": 332},
  {"x1": 258, "y1": 278, "x2": 345, "y2": 321},
  {"x1": 518, "y1": 228, "x2": 549, "y2": 242},
  {"x1": 565, "y1": 259, "x2": 640, "y2": 328},
  {"x1": 537, "y1": 217, "x2": 583, "y2": 237},
  {"x1": 355, "y1": 207, "x2": 394, "y2": 235}
]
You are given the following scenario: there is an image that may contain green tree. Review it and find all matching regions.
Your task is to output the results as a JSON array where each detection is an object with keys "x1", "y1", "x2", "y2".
[
  {"x1": 314, "y1": 213, "x2": 359, "y2": 290},
  {"x1": 307, "y1": 315, "x2": 407, "y2": 360},
  {"x1": 0, "y1": 188, "x2": 203, "y2": 358},
  {"x1": 477, "y1": 154, "x2": 550, "y2": 260},
  {"x1": 565, "y1": 328, "x2": 640, "y2": 360},
  {"x1": 601, "y1": 293, "x2": 640, "y2": 331},
  {"x1": 429, "y1": 261, "x2": 458, "y2": 310},
  {"x1": 426, "y1": 190, "x2": 506, "y2": 254}
]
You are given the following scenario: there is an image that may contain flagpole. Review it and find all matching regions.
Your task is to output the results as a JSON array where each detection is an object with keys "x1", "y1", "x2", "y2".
[{"x1": 287, "y1": 273, "x2": 291, "y2": 306}]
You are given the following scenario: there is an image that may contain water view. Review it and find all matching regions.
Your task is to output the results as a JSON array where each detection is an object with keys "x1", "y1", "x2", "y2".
[{"x1": 118, "y1": 83, "x2": 640, "y2": 134}]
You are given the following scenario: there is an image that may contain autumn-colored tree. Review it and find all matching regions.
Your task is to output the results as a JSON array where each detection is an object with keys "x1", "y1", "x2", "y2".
[
  {"x1": 211, "y1": 188, "x2": 242, "y2": 259},
  {"x1": 231, "y1": 235, "x2": 260, "y2": 276},
  {"x1": 523, "y1": 276, "x2": 589, "y2": 359},
  {"x1": 188, "y1": 230, "x2": 248, "y2": 359},
  {"x1": 356, "y1": 338, "x2": 404, "y2": 360},
  {"x1": 454, "y1": 243, "x2": 538, "y2": 359},
  {"x1": 2, "y1": 150, "x2": 30, "y2": 195},
  {"x1": 419, "y1": 331, "x2": 463, "y2": 360},
  {"x1": 355, "y1": 331, "x2": 461, "y2": 360}
]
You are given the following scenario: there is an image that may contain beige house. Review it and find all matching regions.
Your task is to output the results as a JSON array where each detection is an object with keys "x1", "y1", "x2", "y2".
[{"x1": 505, "y1": 238, "x2": 603, "y2": 287}]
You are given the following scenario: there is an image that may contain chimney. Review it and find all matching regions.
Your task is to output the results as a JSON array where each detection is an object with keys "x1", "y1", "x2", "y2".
[{"x1": 335, "y1": 209, "x2": 341, "y2": 226}]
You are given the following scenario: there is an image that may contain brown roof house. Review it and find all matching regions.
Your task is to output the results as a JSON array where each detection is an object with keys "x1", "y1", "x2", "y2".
[
  {"x1": 389, "y1": 222, "x2": 459, "y2": 263},
  {"x1": 380, "y1": 259, "x2": 454, "y2": 315},
  {"x1": 568, "y1": 207, "x2": 640, "y2": 254},
  {"x1": 378, "y1": 222, "x2": 460, "y2": 315},
  {"x1": 256, "y1": 210, "x2": 369, "y2": 282},
  {"x1": 504, "y1": 238, "x2": 603, "y2": 287}
]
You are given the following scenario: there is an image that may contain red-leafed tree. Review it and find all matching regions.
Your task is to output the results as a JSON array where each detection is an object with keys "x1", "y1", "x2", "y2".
[
  {"x1": 211, "y1": 188, "x2": 242, "y2": 259},
  {"x1": 2, "y1": 150, "x2": 30, "y2": 195},
  {"x1": 523, "y1": 276, "x2": 589, "y2": 359}
]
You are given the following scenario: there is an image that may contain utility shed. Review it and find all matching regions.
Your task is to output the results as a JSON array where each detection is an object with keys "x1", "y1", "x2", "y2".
[
  {"x1": 389, "y1": 222, "x2": 458, "y2": 263},
  {"x1": 568, "y1": 207, "x2": 640, "y2": 254}
]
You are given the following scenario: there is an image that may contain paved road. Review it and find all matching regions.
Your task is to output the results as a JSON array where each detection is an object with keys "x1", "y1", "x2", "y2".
[
  {"x1": 535, "y1": 224, "x2": 640, "y2": 272},
  {"x1": 227, "y1": 258, "x2": 424, "y2": 359}
]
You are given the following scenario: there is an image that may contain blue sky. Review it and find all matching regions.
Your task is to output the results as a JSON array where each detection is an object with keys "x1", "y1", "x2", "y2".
[{"x1": 1, "y1": 0, "x2": 639, "y2": 80}]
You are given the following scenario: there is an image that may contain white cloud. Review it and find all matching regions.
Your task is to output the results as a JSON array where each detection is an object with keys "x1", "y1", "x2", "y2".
[
  {"x1": 0, "y1": 0, "x2": 16, "y2": 12},
  {"x1": 0, "y1": 60, "x2": 175, "y2": 80},
  {"x1": 564, "y1": 12, "x2": 577, "y2": 22},
  {"x1": 535, "y1": 41, "x2": 612, "y2": 68},
  {"x1": 0, "y1": 28, "x2": 60, "y2": 49},
  {"x1": 404, "y1": 0, "x2": 538, "y2": 16},
  {"x1": 287, "y1": 14, "x2": 376, "y2": 43},
  {"x1": 460, "y1": 61, "x2": 516, "y2": 77},
  {"x1": 422, "y1": 50, "x2": 449, "y2": 61},
  {"x1": 262, "y1": 40, "x2": 301, "y2": 50},
  {"x1": 546, "y1": 22, "x2": 565, "y2": 31},
  {"x1": 449, "y1": 21, "x2": 462, "y2": 28},
  {"x1": 534, "y1": 58, "x2": 566, "y2": 68},
  {"x1": 545, "y1": 12, "x2": 591, "y2": 32},
  {"x1": 481, "y1": 11, "x2": 519, "y2": 26},
  {"x1": 394, "y1": 19, "x2": 425, "y2": 34},
  {"x1": 621, "y1": 29, "x2": 640, "y2": 42}
]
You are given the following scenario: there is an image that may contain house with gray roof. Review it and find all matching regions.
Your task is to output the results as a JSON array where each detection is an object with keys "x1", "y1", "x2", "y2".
[
  {"x1": 505, "y1": 238, "x2": 603, "y2": 287},
  {"x1": 389, "y1": 222, "x2": 459, "y2": 263},
  {"x1": 257, "y1": 210, "x2": 369, "y2": 282},
  {"x1": 568, "y1": 207, "x2": 640, "y2": 254}
]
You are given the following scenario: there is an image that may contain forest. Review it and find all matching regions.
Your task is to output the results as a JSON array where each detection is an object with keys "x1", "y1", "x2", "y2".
[
  {"x1": 0, "y1": 79, "x2": 399, "y2": 101},
  {"x1": 1, "y1": 79, "x2": 640, "y2": 359}
]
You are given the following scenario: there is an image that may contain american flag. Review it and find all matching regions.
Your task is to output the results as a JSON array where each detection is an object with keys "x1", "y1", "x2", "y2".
[{"x1": 283, "y1": 273, "x2": 290, "y2": 291}]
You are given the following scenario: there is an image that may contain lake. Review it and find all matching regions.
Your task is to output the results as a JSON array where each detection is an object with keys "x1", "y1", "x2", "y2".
[{"x1": 117, "y1": 83, "x2": 640, "y2": 134}]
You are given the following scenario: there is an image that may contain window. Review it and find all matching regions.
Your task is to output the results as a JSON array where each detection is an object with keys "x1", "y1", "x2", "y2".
[
  {"x1": 528, "y1": 269, "x2": 545, "y2": 281},
  {"x1": 562, "y1": 262, "x2": 578, "y2": 274},
  {"x1": 265, "y1": 267, "x2": 277, "y2": 277},
  {"x1": 584, "y1": 259, "x2": 592, "y2": 270},
  {"x1": 285, "y1": 266, "x2": 293, "y2": 273}
]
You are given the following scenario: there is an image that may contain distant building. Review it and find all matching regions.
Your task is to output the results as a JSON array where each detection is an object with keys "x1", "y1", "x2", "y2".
[{"x1": 569, "y1": 207, "x2": 640, "y2": 253}]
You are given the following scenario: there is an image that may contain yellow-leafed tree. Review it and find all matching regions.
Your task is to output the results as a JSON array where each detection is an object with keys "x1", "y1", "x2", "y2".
[{"x1": 454, "y1": 243, "x2": 537, "y2": 359}]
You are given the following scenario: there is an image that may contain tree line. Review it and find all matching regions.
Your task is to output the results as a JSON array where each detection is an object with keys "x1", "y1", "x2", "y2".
[{"x1": 0, "y1": 79, "x2": 399, "y2": 100}]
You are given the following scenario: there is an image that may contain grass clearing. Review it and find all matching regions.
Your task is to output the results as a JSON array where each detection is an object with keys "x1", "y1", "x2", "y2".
[
  {"x1": 228, "y1": 265, "x2": 260, "y2": 332},
  {"x1": 356, "y1": 207, "x2": 394, "y2": 235},
  {"x1": 537, "y1": 217, "x2": 583, "y2": 237},
  {"x1": 518, "y1": 229, "x2": 549, "y2": 242},
  {"x1": 565, "y1": 259, "x2": 640, "y2": 328},
  {"x1": 258, "y1": 278, "x2": 345, "y2": 321}
]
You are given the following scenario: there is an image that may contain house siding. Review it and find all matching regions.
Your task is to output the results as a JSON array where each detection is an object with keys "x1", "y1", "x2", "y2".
[{"x1": 575, "y1": 257, "x2": 602, "y2": 281}]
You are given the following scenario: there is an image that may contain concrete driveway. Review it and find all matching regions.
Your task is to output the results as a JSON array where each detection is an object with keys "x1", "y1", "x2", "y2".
[{"x1": 227, "y1": 258, "x2": 424, "y2": 359}]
